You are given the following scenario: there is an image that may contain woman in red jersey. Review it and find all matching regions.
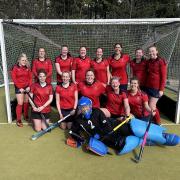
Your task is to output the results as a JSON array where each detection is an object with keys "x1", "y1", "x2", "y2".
[
  {"x1": 30, "y1": 69, "x2": 53, "y2": 132},
  {"x1": 32, "y1": 48, "x2": 53, "y2": 84},
  {"x1": 100, "y1": 76, "x2": 130, "y2": 119},
  {"x1": 11, "y1": 53, "x2": 32, "y2": 127},
  {"x1": 72, "y1": 46, "x2": 91, "y2": 84},
  {"x1": 145, "y1": 46, "x2": 167, "y2": 124},
  {"x1": 55, "y1": 45, "x2": 73, "y2": 85},
  {"x1": 78, "y1": 69, "x2": 106, "y2": 108},
  {"x1": 91, "y1": 47, "x2": 110, "y2": 85},
  {"x1": 127, "y1": 77, "x2": 155, "y2": 121},
  {"x1": 130, "y1": 48, "x2": 147, "y2": 90},
  {"x1": 108, "y1": 43, "x2": 130, "y2": 91},
  {"x1": 56, "y1": 71, "x2": 78, "y2": 129}
]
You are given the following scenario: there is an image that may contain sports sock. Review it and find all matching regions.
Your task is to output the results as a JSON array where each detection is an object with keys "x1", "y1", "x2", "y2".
[
  {"x1": 16, "y1": 104, "x2": 23, "y2": 121},
  {"x1": 23, "y1": 102, "x2": 29, "y2": 118}
]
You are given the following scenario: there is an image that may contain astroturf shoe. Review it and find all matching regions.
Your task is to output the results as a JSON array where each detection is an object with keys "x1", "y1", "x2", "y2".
[
  {"x1": 16, "y1": 120, "x2": 23, "y2": 127},
  {"x1": 163, "y1": 133, "x2": 180, "y2": 146}
]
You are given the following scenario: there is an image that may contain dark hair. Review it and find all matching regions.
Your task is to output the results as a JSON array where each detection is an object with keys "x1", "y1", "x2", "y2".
[
  {"x1": 79, "y1": 46, "x2": 87, "y2": 50},
  {"x1": 37, "y1": 69, "x2": 47, "y2": 76},
  {"x1": 130, "y1": 76, "x2": 139, "y2": 84},
  {"x1": 148, "y1": 45, "x2": 158, "y2": 50},
  {"x1": 114, "y1": 43, "x2": 123, "y2": 49},
  {"x1": 135, "y1": 48, "x2": 144, "y2": 53},
  {"x1": 96, "y1": 47, "x2": 103, "y2": 52}
]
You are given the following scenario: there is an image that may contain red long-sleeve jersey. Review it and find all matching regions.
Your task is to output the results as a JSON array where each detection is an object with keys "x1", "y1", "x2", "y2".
[
  {"x1": 32, "y1": 58, "x2": 53, "y2": 84},
  {"x1": 145, "y1": 57, "x2": 167, "y2": 91},
  {"x1": 108, "y1": 54, "x2": 130, "y2": 84},
  {"x1": 130, "y1": 58, "x2": 147, "y2": 87},
  {"x1": 90, "y1": 59, "x2": 109, "y2": 84},
  {"x1": 72, "y1": 56, "x2": 91, "y2": 83},
  {"x1": 55, "y1": 55, "x2": 73, "y2": 83},
  {"x1": 11, "y1": 64, "x2": 32, "y2": 88}
]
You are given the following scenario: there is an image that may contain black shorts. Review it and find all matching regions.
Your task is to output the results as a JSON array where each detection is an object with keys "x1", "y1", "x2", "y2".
[
  {"x1": 144, "y1": 87, "x2": 160, "y2": 98},
  {"x1": 31, "y1": 111, "x2": 50, "y2": 120},
  {"x1": 14, "y1": 86, "x2": 27, "y2": 94},
  {"x1": 61, "y1": 109, "x2": 74, "y2": 122}
]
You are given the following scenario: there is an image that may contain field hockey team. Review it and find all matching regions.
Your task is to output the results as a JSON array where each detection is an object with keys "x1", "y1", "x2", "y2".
[{"x1": 11, "y1": 44, "x2": 167, "y2": 131}]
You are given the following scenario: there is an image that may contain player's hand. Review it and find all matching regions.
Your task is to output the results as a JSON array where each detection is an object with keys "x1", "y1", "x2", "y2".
[
  {"x1": 19, "y1": 88, "x2": 25, "y2": 93},
  {"x1": 159, "y1": 91, "x2": 163, "y2": 97},
  {"x1": 37, "y1": 106, "x2": 44, "y2": 112},
  {"x1": 25, "y1": 87, "x2": 30, "y2": 92},
  {"x1": 70, "y1": 109, "x2": 76, "y2": 116}
]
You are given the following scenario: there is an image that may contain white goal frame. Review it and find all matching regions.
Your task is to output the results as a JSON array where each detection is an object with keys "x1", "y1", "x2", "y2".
[{"x1": 0, "y1": 18, "x2": 180, "y2": 124}]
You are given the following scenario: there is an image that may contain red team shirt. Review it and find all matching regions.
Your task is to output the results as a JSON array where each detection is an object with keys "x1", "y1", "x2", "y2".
[
  {"x1": 127, "y1": 90, "x2": 149, "y2": 118},
  {"x1": 72, "y1": 56, "x2": 91, "y2": 83},
  {"x1": 91, "y1": 59, "x2": 109, "y2": 84},
  {"x1": 30, "y1": 83, "x2": 53, "y2": 113},
  {"x1": 146, "y1": 57, "x2": 167, "y2": 91},
  {"x1": 32, "y1": 58, "x2": 53, "y2": 84},
  {"x1": 108, "y1": 54, "x2": 130, "y2": 84},
  {"x1": 55, "y1": 55, "x2": 73, "y2": 83},
  {"x1": 55, "y1": 83, "x2": 77, "y2": 109},
  {"x1": 106, "y1": 85, "x2": 127, "y2": 115},
  {"x1": 11, "y1": 65, "x2": 32, "y2": 88},
  {"x1": 78, "y1": 81, "x2": 105, "y2": 108},
  {"x1": 130, "y1": 58, "x2": 147, "y2": 87}
]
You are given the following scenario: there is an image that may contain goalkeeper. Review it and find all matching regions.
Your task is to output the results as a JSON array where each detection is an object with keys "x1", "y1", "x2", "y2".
[{"x1": 66, "y1": 96, "x2": 180, "y2": 156}]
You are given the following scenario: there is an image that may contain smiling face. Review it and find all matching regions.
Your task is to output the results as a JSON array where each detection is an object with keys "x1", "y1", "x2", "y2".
[
  {"x1": 61, "y1": 46, "x2": 68, "y2": 56},
  {"x1": 96, "y1": 48, "x2": 103, "y2": 59},
  {"x1": 111, "y1": 78, "x2": 120, "y2": 91},
  {"x1": 18, "y1": 56, "x2": 27, "y2": 66},
  {"x1": 62, "y1": 72, "x2": 71, "y2": 84},
  {"x1": 86, "y1": 70, "x2": 95, "y2": 84},
  {"x1": 114, "y1": 43, "x2": 122, "y2": 55},
  {"x1": 135, "y1": 49, "x2": 144, "y2": 60},
  {"x1": 80, "y1": 47, "x2": 87, "y2": 58},
  {"x1": 149, "y1": 46, "x2": 158, "y2": 59},
  {"x1": 38, "y1": 72, "x2": 46, "y2": 83},
  {"x1": 38, "y1": 48, "x2": 46, "y2": 59},
  {"x1": 130, "y1": 79, "x2": 139, "y2": 92}
]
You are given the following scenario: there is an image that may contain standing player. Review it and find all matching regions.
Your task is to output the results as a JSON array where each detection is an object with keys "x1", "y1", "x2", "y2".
[
  {"x1": 72, "y1": 46, "x2": 91, "y2": 84},
  {"x1": 78, "y1": 69, "x2": 105, "y2": 108},
  {"x1": 108, "y1": 43, "x2": 130, "y2": 91},
  {"x1": 127, "y1": 77, "x2": 155, "y2": 121},
  {"x1": 130, "y1": 48, "x2": 147, "y2": 90},
  {"x1": 100, "y1": 76, "x2": 130, "y2": 119},
  {"x1": 55, "y1": 45, "x2": 73, "y2": 85},
  {"x1": 145, "y1": 46, "x2": 167, "y2": 124},
  {"x1": 11, "y1": 53, "x2": 32, "y2": 127},
  {"x1": 91, "y1": 47, "x2": 110, "y2": 85},
  {"x1": 30, "y1": 69, "x2": 53, "y2": 132},
  {"x1": 32, "y1": 48, "x2": 53, "y2": 84},
  {"x1": 56, "y1": 71, "x2": 78, "y2": 129}
]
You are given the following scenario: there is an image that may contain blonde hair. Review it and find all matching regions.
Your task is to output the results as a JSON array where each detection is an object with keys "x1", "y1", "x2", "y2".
[{"x1": 17, "y1": 53, "x2": 30, "y2": 68}]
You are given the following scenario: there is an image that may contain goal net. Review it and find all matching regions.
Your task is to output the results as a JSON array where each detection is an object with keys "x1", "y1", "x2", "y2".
[{"x1": 0, "y1": 19, "x2": 180, "y2": 123}]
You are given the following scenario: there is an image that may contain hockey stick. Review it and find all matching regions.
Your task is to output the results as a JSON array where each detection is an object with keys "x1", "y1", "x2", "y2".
[
  {"x1": 135, "y1": 115, "x2": 153, "y2": 163},
  {"x1": 26, "y1": 91, "x2": 49, "y2": 128},
  {"x1": 101, "y1": 116, "x2": 132, "y2": 141},
  {"x1": 31, "y1": 114, "x2": 71, "y2": 140}
]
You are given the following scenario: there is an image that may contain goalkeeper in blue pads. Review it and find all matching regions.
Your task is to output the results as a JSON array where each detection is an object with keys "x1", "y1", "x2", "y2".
[{"x1": 66, "y1": 96, "x2": 180, "y2": 156}]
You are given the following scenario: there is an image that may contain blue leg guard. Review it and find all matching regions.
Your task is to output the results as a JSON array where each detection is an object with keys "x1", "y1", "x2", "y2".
[
  {"x1": 163, "y1": 133, "x2": 180, "y2": 146},
  {"x1": 130, "y1": 118, "x2": 167, "y2": 144},
  {"x1": 88, "y1": 137, "x2": 108, "y2": 156},
  {"x1": 118, "y1": 136, "x2": 142, "y2": 155}
]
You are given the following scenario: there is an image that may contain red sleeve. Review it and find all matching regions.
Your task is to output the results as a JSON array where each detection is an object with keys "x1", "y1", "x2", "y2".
[
  {"x1": 11, "y1": 66, "x2": 19, "y2": 88},
  {"x1": 104, "y1": 59, "x2": 109, "y2": 67},
  {"x1": 30, "y1": 83, "x2": 35, "y2": 93},
  {"x1": 32, "y1": 59, "x2": 38, "y2": 78},
  {"x1": 71, "y1": 57, "x2": 77, "y2": 70},
  {"x1": 55, "y1": 85, "x2": 60, "y2": 93},
  {"x1": 46, "y1": 59, "x2": 53, "y2": 78},
  {"x1": 99, "y1": 82, "x2": 106, "y2": 94},
  {"x1": 49, "y1": 85, "x2": 53, "y2": 95},
  {"x1": 142, "y1": 93, "x2": 148, "y2": 102},
  {"x1": 122, "y1": 92, "x2": 127, "y2": 99},
  {"x1": 77, "y1": 82, "x2": 83, "y2": 92},
  {"x1": 73, "y1": 83, "x2": 78, "y2": 91},
  {"x1": 28, "y1": 69, "x2": 33, "y2": 86},
  {"x1": 159, "y1": 59, "x2": 167, "y2": 91}
]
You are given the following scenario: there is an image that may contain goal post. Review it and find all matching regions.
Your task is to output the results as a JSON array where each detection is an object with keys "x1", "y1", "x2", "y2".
[{"x1": 0, "y1": 18, "x2": 180, "y2": 124}]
